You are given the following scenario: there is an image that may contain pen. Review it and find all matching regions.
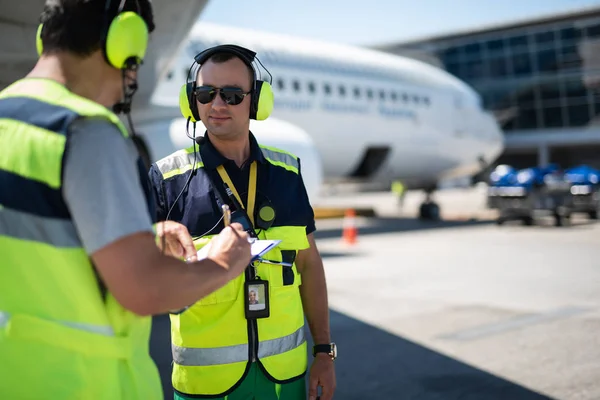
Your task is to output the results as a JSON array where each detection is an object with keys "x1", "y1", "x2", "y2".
[{"x1": 222, "y1": 204, "x2": 231, "y2": 227}]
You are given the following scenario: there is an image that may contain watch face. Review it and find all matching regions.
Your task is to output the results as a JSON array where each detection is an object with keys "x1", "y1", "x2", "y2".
[{"x1": 331, "y1": 343, "x2": 337, "y2": 359}]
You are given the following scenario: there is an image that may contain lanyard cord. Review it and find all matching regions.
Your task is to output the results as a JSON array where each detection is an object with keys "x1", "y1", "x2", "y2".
[{"x1": 217, "y1": 161, "x2": 257, "y2": 227}]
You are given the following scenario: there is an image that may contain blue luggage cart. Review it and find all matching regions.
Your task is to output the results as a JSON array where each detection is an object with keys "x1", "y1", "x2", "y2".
[{"x1": 487, "y1": 164, "x2": 573, "y2": 226}]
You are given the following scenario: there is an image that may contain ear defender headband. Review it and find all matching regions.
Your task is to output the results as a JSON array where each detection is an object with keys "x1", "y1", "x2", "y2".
[
  {"x1": 179, "y1": 44, "x2": 274, "y2": 123},
  {"x1": 36, "y1": 0, "x2": 149, "y2": 70}
]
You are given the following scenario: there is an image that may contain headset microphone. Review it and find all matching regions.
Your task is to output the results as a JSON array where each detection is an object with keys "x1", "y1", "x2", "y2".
[{"x1": 113, "y1": 75, "x2": 139, "y2": 114}]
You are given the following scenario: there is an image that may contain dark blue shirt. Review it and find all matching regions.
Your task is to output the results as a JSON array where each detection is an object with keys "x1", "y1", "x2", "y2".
[{"x1": 148, "y1": 132, "x2": 316, "y2": 238}]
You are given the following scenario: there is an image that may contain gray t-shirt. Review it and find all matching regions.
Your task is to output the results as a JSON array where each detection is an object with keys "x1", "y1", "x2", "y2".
[{"x1": 62, "y1": 117, "x2": 153, "y2": 255}]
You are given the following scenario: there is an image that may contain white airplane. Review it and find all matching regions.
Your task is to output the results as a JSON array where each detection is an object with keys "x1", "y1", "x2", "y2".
[{"x1": 140, "y1": 21, "x2": 504, "y2": 218}]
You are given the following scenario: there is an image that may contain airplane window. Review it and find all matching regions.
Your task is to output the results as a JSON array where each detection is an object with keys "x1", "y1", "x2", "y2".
[
  {"x1": 324, "y1": 83, "x2": 331, "y2": 95},
  {"x1": 412, "y1": 95, "x2": 420, "y2": 104},
  {"x1": 402, "y1": 93, "x2": 409, "y2": 102},
  {"x1": 391, "y1": 92, "x2": 398, "y2": 102},
  {"x1": 423, "y1": 97, "x2": 430, "y2": 106},
  {"x1": 339, "y1": 85, "x2": 346, "y2": 97},
  {"x1": 353, "y1": 87, "x2": 361, "y2": 98},
  {"x1": 277, "y1": 78, "x2": 285, "y2": 91},
  {"x1": 293, "y1": 80, "x2": 301, "y2": 92},
  {"x1": 379, "y1": 90, "x2": 385, "y2": 101},
  {"x1": 308, "y1": 82, "x2": 316, "y2": 94},
  {"x1": 166, "y1": 70, "x2": 174, "y2": 80},
  {"x1": 366, "y1": 89, "x2": 373, "y2": 99}
]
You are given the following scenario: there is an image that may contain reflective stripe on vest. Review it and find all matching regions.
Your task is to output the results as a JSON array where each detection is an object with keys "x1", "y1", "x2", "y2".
[
  {"x1": 172, "y1": 325, "x2": 305, "y2": 366},
  {"x1": 154, "y1": 142, "x2": 301, "y2": 181},
  {"x1": 156, "y1": 146, "x2": 204, "y2": 180},
  {"x1": 0, "y1": 207, "x2": 80, "y2": 247},
  {"x1": 0, "y1": 311, "x2": 114, "y2": 336},
  {"x1": 0, "y1": 79, "x2": 129, "y2": 138},
  {"x1": 259, "y1": 145, "x2": 299, "y2": 174}
]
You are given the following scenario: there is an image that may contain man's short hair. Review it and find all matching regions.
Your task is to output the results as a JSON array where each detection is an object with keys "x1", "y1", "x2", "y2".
[
  {"x1": 39, "y1": 0, "x2": 155, "y2": 57},
  {"x1": 201, "y1": 52, "x2": 255, "y2": 89}
]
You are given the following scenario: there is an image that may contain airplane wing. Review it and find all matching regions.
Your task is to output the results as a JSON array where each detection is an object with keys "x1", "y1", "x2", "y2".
[{"x1": 0, "y1": 0, "x2": 209, "y2": 113}]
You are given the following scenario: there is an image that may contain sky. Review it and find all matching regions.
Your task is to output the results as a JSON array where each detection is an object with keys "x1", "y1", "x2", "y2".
[{"x1": 199, "y1": 0, "x2": 600, "y2": 46}]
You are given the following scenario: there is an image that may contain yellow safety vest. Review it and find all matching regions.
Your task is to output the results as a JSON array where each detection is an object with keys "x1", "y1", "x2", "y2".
[
  {"x1": 0, "y1": 78, "x2": 162, "y2": 399},
  {"x1": 156, "y1": 144, "x2": 309, "y2": 397}
]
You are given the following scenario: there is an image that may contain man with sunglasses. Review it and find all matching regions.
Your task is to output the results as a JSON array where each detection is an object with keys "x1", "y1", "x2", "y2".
[
  {"x1": 148, "y1": 45, "x2": 336, "y2": 400},
  {"x1": 0, "y1": 2, "x2": 253, "y2": 398}
]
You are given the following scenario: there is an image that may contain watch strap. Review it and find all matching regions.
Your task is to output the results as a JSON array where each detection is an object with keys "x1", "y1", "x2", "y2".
[{"x1": 313, "y1": 344, "x2": 332, "y2": 356}]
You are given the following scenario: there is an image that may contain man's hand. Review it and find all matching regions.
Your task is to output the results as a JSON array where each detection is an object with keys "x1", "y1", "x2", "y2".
[
  {"x1": 155, "y1": 220, "x2": 197, "y2": 261},
  {"x1": 206, "y1": 223, "x2": 252, "y2": 278},
  {"x1": 308, "y1": 354, "x2": 336, "y2": 400}
]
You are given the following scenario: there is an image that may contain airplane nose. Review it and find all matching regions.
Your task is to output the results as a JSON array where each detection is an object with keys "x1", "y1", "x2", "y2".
[{"x1": 482, "y1": 111, "x2": 505, "y2": 163}]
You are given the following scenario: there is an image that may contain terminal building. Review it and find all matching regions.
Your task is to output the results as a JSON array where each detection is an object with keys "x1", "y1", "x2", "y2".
[{"x1": 375, "y1": 6, "x2": 600, "y2": 171}]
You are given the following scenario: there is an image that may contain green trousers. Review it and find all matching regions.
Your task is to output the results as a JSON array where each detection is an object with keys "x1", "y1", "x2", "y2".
[{"x1": 173, "y1": 362, "x2": 306, "y2": 400}]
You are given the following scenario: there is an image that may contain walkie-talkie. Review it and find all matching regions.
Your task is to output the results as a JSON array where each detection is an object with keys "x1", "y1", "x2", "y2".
[
  {"x1": 224, "y1": 184, "x2": 242, "y2": 211},
  {"x1": 224, "y1": 183, "x2": 258, "y2": 238}
]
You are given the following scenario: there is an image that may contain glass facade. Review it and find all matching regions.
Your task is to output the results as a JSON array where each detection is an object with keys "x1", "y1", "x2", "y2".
[{"x1": 387, "y1": 13, "x2": 600, "y2": 134}]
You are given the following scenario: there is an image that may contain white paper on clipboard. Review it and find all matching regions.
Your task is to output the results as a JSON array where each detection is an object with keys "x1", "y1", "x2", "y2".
[
  {"x1": 196, "y1": 239, "x2": 281, "y2": 261},
  {"x1": 249, "y1": 239, "x2": 281, "y2": 260}
]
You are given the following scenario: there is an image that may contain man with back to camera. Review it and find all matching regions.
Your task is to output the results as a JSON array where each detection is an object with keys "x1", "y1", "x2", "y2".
[
  {"x1": 0, "y1": 1, "x2": 252, "y2": 399},
  {"x1": 147, "y1": 44, "x2": 337, "y2": 400}
]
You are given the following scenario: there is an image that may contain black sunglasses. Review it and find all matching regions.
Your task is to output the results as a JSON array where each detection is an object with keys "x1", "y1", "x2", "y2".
[{"x1": 194, "y1": 85, "x2": 251, "y2": 105}]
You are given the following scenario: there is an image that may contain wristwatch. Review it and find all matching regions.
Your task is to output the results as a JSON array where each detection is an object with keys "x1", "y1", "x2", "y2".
[{"x1": 312, "y1": 343, "x2": 337, "y2": 360}]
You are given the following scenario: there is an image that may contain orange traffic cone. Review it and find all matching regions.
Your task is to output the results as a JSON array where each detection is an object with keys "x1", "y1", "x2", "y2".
[{"x1": 342, "y1": 209, "x2": 358, "y2": 245}]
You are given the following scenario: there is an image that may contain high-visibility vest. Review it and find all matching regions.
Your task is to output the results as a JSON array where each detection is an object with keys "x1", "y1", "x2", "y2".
[
  {"x1": 155, "y1": 145, "x2": 309, "y2": 397},
  {"x1": 0, "y1": 78, "x2": 161, "y2": 399}
]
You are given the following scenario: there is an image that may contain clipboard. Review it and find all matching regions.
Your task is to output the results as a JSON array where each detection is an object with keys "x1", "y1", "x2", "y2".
[
  {"x1": 249, "y1": 239, "x2": 281, "y2": 261},
  {"x1": 196, "y1": 239, "x2": 281, "y2": 262}
]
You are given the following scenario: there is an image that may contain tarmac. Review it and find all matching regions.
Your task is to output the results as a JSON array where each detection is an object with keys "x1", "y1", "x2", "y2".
[{"x1": 150, "y1": 185, "x2": 600, "y2": 399}]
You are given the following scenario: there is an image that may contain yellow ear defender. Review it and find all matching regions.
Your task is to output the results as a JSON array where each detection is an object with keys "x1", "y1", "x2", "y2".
[
  {"x1": 253, "y1": 80, "x2": 274, "y2": 121},
  {"x1": 179, "y1": 82, "x2": 200, "y2": 122},
  {"x1": 35, "y1": 0, "x2": 148, "y2": 70},
  {"x1": 35, "y1": 24, "x2": 43, "y2": 57},
  {"x1": 104, "y1": 9, "x2": 148, "y2": 69},
  {"x1": 179, "y1": 44, "x2": 275, "y2": 123},
  {"x1": 180, "y1": 82, "x2": 200, "y2": 122}
]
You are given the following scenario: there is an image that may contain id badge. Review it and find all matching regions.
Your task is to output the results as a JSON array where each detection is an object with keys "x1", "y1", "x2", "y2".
[{"x1": 245, "y1": 280, "x2": 270, "y2": 319}]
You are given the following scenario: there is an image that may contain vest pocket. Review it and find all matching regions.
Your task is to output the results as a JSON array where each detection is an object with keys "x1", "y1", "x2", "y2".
[
  {"x1": 281, "y1": 250, "x2": 297, "y2": 286},
  {"x1": 262, "y1": 248, "x2": 301, "y2": 289},
  {"x1": 261, "y1": 243, "x2": 297, "y2": 288},
  {"x1": 261, "y1": 226, "x2": 308, "y2": 289},
  {"x1": 265, "y1": 264, "x2": 299, "y2": 288}
]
